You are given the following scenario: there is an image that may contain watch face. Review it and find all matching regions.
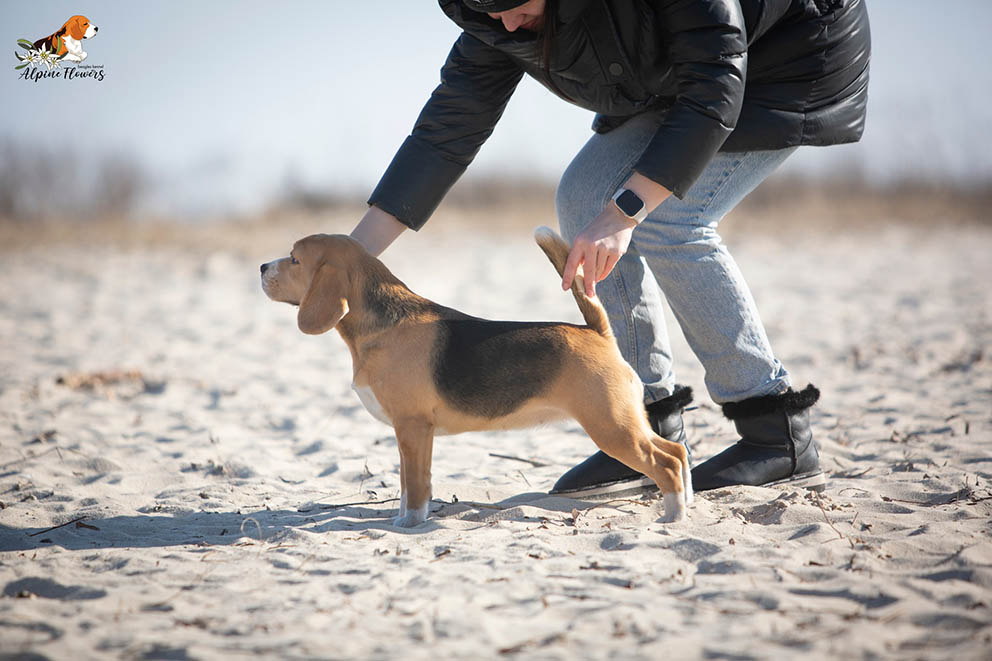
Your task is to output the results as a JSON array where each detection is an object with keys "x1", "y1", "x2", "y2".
[{"x1": 615, "y1": 189, "x2": 644, "y2": 218}]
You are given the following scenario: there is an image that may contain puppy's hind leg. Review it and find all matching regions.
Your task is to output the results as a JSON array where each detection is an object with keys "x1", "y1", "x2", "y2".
[
  {"x1": 575, "y1": 406, "x2": 688, "y2": 523},
  {"x1": 392, "y1": 418, "x2": 435, "y2": 528},
  {"x1": 648, "y1": 434, "x2": 693, "y2": 507},
  {"x1": 682, "y1": 454, "x2": 694, "y2": 506}
]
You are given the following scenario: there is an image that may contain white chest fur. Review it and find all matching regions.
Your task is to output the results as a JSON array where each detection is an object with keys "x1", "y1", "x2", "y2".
[{"x1": 352, "y1": 384, "x2": 391, "y2": 426}]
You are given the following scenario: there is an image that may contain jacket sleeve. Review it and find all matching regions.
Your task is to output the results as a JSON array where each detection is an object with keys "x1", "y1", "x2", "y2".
[
  {"x1": 634, "y1": 0, "x2": 748, "y2": 198},
  {"x1": 368, "y1": 33, "x2": 524, "y2": 230}
]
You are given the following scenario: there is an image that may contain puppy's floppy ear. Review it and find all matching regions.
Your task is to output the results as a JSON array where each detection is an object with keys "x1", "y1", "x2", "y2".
[
  {"x1": 298, "y1": 262, "x2": 349, "y2": 335},
  {"x1": 66, "y1": 17, "x2": 85, "y2": 40}
]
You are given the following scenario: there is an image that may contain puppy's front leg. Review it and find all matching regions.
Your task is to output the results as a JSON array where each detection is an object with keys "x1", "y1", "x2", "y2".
[
  {"x1": 397, "y1": 446, "x2": 408, "y2": 519},
  {"x1": 392, "y1": 418, "x2": 435, "y2": 528}
]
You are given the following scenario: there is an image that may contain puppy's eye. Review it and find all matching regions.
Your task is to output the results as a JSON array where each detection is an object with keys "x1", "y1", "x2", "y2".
[{"x1": 290, "y1": 255, "x2": 299, "y2": 265}]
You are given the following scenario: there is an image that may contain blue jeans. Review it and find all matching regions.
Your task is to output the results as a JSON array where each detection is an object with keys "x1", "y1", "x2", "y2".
[{"x1": 556, "y1": 113, "x2": 797, "y2": 405}]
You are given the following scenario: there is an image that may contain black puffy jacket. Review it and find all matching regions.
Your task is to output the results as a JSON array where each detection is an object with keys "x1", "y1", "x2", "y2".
[{"x1": 370, "y1": 0, "x2": 870, "y2": 230}]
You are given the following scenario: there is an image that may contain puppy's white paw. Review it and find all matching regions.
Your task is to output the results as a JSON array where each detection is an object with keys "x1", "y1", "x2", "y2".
[
  {"x1": 391, "y1": 502, "x2": 428, "y2": 528},
  {"x1": 658, "y1": 491, "x2": 687, "y2": 523},
  {"x1": 683, "y1": 462, "x2": 694, "y2": 506},
  {"x1": 391, "y1": 513, "x2": 425, "y2": 528}
]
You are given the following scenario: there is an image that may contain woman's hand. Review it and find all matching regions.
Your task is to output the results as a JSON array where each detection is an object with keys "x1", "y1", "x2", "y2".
[
  {"x1": 562, "y1": 172, "x2": 673, "y2": 296},
  {"x1": 561, "y1": 203, "x2": 637, "y2": 297}
]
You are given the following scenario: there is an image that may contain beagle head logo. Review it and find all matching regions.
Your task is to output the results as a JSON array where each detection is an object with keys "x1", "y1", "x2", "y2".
[{"x1": 15, "y1": 15, "x2": 98, "y2": 70}]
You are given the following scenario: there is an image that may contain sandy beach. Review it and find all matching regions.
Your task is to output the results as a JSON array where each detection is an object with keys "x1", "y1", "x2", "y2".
[{"x1": 1, "y1": 214, "x2": 990, "y2": 659}]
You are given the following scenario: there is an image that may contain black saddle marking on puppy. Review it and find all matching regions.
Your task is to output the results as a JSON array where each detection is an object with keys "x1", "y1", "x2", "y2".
[
  {"x1": 33, "y1": 27, "x2": 67, "y2": 52},
  {"x1": 433, "y1": 319, "x2": 573, "y2": 419},
  {"x1": 361, "y1": 283, "x2": 441, "y2": 333}
]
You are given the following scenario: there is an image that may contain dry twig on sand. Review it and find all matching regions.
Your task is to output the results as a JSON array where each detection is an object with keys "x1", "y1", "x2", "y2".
[
  {"x1": 488, "y1": 452, "x2": 549, "y2": 467},
  {"x1": 27, "y1": 515, "x2": 89, "y2": 537},
  {"x1": 812, "y1": 491, "x2": 855, "y2": 550}
]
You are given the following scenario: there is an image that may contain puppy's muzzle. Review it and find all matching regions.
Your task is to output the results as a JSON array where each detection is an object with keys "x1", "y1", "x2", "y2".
[{"x1": 259, "y1": 260, "x2": 288, "y2": 303}]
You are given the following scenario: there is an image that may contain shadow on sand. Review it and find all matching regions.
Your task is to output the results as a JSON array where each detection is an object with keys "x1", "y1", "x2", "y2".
[{"x1": 0, "y1": 491, "x2": 632, "y2": 553}]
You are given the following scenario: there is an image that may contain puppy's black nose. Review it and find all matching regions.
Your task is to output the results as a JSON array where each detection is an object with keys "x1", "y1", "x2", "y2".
[
  {"x1": 93, "y1": 26, "x2": 99, "y2": 32},
  {"x1": 260, "y1": 263, "x2": 268, "y2": 274}
]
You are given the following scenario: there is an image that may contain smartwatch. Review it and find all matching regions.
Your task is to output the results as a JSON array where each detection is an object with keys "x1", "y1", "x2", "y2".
[{"x1": 611, "y1": 188, "x2": 648, "y2": 223}]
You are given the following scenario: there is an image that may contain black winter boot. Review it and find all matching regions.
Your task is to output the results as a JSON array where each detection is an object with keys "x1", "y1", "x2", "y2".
[
  {"x1": 549, "y1": 386, "x2": 693, "y2": 498},
  {"x1": 690, "y1": 384, "x2": 826, "y2": 492}
]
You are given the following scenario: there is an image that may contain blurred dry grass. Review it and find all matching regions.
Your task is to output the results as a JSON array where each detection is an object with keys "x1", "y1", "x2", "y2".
[
  {"x1": 733, "y1": 173, "x2": 992, "y2": 231},
  {"x1": 1, "y1": 137, "x2": 989, "y2": 255},
  {"x1": 0, "y1": 139, "x2": 145, "y2": 223},
  {"x1": 3, "y1": 180, "x2": 988, "y2": 256}
]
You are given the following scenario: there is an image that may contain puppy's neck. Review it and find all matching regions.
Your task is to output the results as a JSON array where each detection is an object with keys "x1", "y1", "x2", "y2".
[{"x1": 335, "y1": 255, "x2": 432, "y2": 345}]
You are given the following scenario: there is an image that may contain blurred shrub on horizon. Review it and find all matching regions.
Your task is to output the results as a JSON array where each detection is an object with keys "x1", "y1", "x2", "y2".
[
  {"x1": 0, "y1": 139, "x2": 146, "y2": 223},
  {"x1": 1, "y1": 137, "x2": 989, "y2": 228},
  {"x1": 277, "y1": 170, "x2": 992, "y2": 230}
]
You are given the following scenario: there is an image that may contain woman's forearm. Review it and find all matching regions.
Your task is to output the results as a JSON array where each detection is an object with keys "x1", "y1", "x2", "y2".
[
  {"x1": 622, "y1": 171, "x2": 672, "y2": 215},
  {"x1": 349, "y1": 206, "x2": 408, "y2": 257}
]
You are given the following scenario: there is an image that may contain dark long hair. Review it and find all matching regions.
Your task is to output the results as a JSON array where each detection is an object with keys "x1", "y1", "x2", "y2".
[
  {"x1": 538, "y1": 0, "x2": 558, "y2": 72},
  {"x1": 537, "y1": 0, "x2": 568, "y2": 99}
]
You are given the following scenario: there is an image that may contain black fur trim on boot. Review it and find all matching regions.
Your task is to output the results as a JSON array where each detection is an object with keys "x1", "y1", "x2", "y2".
[
  {"x1": 646, "y1": 385, "x2": 693, "y2": 420},
  {"x1": 720, "y1": 384, "x2": 820, "y2": 420}
]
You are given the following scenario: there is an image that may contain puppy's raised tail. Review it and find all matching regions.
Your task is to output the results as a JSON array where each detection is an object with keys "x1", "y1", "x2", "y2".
[{"x1": 534, "y1": 226, "x2": 612, "y2": 338}]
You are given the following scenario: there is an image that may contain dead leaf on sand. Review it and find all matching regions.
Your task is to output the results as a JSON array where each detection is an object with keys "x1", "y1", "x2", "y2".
[{"x1": 55, "y1": 369, "x2": 165, "y2": 394}]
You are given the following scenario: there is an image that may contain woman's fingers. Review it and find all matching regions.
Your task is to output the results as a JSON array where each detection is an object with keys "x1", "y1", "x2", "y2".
[
  {"x1": 568, "y1": 243, "x2": 598, "y2": 296},
  {"x1": 600, "y1": 253, "x2": 620, "y2": 282},
  {"x1": 563, "y1": 208, "x2": 635, "y2": 294},
  {"x1": 562, "y1": 243, "x2": 584, "y2": 291},
  {"x1": 590, "y1": 249, "x2": 609, "y2": 296},
  {"x1": 565, "y1": 241, "x2": 622, "y2": 296}
]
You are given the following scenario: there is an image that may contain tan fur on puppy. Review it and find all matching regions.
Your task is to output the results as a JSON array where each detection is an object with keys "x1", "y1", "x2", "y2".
[{"x1": 261, "y1": 229, "x2": 692, "y2": 527}]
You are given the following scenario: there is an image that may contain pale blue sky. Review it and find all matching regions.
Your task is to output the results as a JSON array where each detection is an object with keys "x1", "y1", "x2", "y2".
[{"x1": 2, "y1": 1, "x2": 990, "y2": 217}]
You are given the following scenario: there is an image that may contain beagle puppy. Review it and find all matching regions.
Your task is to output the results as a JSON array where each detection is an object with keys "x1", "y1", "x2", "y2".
[
  {"x1": 33, "y1": 15, "x2": 98, "y2": 62},
  {"x1": 260, "y1": 228, "x2": 691, "y2": 527}
]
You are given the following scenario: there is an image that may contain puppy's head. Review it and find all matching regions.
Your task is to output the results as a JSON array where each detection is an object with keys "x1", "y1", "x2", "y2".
[
  {"x1": 65, "y1": 15, "x2": 98, "y2": 40},
  {"x1": 261, "y1": 234, "x2": 358, "y2": 335}
]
